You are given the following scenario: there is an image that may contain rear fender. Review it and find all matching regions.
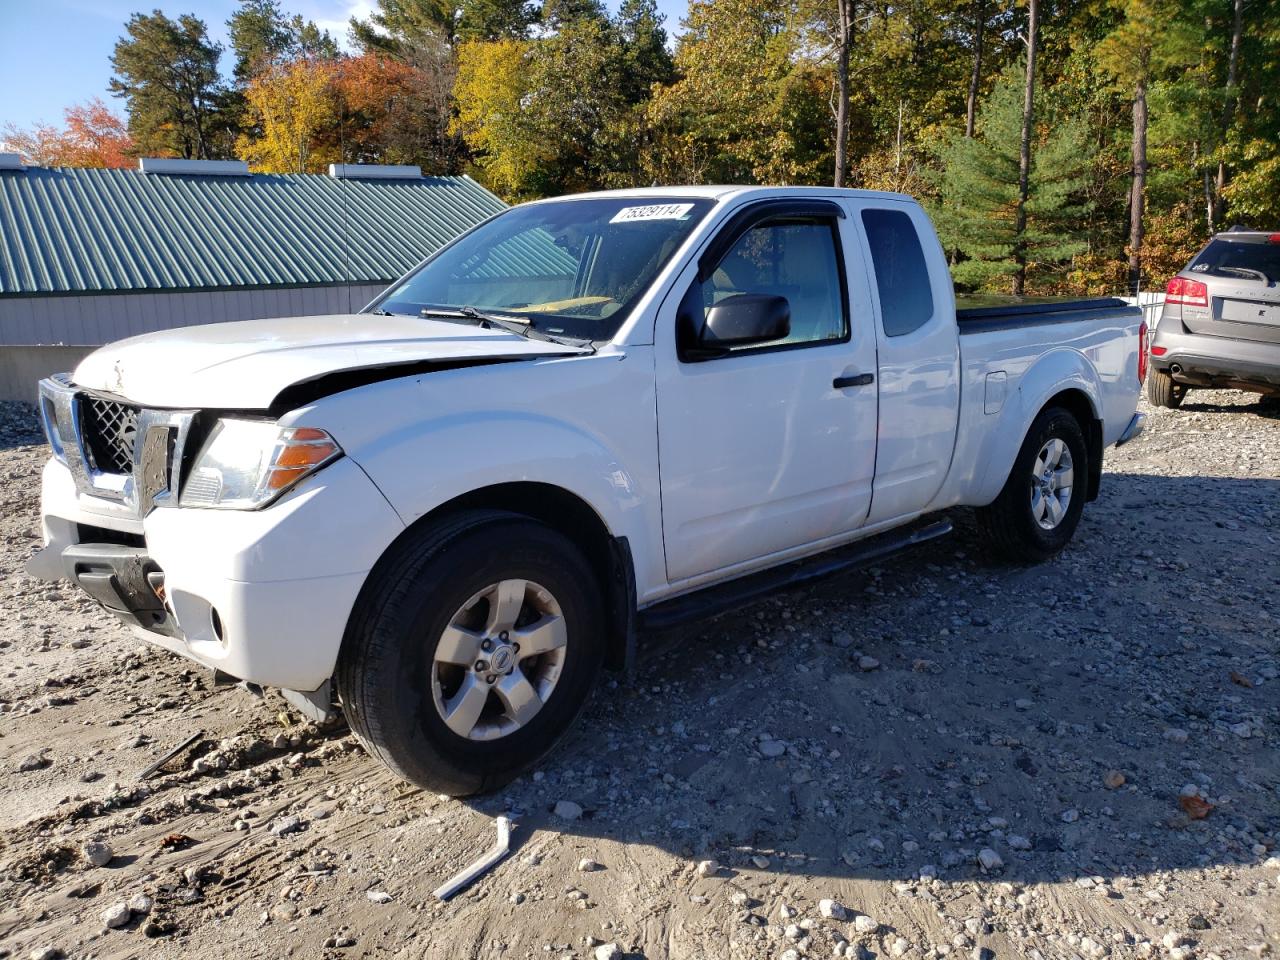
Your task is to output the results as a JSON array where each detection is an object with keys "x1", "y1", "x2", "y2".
[{"x1": 971, "y1": 349, "x2": 1102, "y2": 506}]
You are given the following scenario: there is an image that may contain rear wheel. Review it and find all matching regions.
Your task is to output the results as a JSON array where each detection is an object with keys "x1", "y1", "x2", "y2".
[
  {"x1": 1148, "y1": 368, "x2": 1186, "y2": 409},
  {"x1": 337, "y1": 510, "x2": 605, "y2": 796},
  {"x1": 977, "y1": 407, "x2": 1089, "y2": 564}
]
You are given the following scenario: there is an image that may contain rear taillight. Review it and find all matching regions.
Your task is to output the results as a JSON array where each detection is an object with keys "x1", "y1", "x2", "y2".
[
  {"x1": 1150, "y1": 345, "x2": 1167, "y2": 356},
  {"x1": 1269, "y1": 233, "x2": 1280, "y2": 244},
  {"x1": 1166, "y1": 276, "x2": 1208, "y2": 307},
  {"x1": 1138, "y1": 321, "x2": 1148, "y2": 385}
]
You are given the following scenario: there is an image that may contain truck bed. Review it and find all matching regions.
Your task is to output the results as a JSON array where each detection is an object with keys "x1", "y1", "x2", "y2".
[{"x1": 956, "y1": 297, "x2": 1138, "y2": 333}]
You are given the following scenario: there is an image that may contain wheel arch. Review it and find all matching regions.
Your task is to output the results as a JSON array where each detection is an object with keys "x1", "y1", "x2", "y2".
[
  {"x1": 343, "y1": 481, "x2": 637, "y2": 675},
  {"x1": 1039, "y1": 387, "x2": 1103, "y2": 502},
  {"x1": 970, "y1": 369, "x2": 1103, "y2": 507}
]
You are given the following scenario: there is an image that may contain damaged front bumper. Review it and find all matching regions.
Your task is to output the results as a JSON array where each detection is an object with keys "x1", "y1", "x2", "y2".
[
  {"x1": 29, "y1": 455, "x2": 404, "y2": 700},
  {"x1": 57, "y1": 542, "x2": 175, "y2": 634}
]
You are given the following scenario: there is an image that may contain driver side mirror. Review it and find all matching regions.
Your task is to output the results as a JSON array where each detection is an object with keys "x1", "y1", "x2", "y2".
[{"x1": 678, "y1": 292, "x2": 791, "y2": 361}]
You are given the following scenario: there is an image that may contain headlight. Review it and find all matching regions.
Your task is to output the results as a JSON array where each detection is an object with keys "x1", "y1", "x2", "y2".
[{"x1": 179, "y1": 419, "x2": 342, "y2": 510}]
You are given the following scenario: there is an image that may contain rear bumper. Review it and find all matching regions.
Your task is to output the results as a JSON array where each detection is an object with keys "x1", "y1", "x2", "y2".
[
  {"x1": 30, "y1": 456, "x2": 404, "y2": 691},
  {"x1": 1150, "y1": 327, "x2": 1280, "y2": 389},
  {"x1": 1115, "y1": 412, "x2": 1145, "y2": 447}
]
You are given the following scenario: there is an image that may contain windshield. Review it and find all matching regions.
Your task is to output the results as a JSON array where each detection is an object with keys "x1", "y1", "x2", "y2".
[
  {"x1": 1189, "y1": 237, "x2": 1280, "y2": 283},
  {"x1": 375, "y1": 197, "x2": 715, "y2": 339}
]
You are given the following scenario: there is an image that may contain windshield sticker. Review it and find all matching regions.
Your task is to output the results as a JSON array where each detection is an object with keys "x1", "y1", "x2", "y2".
[{"x1": 609, "y1": 203, "x2": 696, "y2": 224}]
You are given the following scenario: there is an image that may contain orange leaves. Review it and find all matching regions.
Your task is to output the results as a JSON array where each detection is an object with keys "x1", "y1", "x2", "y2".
[
  {"x1": 236, "y1": 53, "x2": 445, "y2": 175},
  {"x1": 0, "y1": 98, "x2": 134, "y2": 169}
]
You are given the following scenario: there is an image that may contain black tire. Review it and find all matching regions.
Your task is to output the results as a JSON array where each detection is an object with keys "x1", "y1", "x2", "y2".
[
  {"x1": 337, "y1": 509, "x2": 605, "y2": 796},
  {"x1": 976, "y1": 407, "x2": 1089, "y2": 564},
  {"x1": 1148, "y1": 368, "x2": 1186, "y2": 409}
]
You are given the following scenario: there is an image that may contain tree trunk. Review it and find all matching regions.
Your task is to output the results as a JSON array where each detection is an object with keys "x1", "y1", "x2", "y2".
[
  {"x1": 833, "y1": 0, "x2": 854, "y2": 187},
  {"x1": 965, "y1": 0, "x2": 985, "y2": 138},
  {"x1": 1128, "y1": 77, "x2": 1148, "y2": 294},
  {"x1": 1013, "y1": 0, "x2": 1039, "y2": 298},
  {"x1": 1205, "y1": 170, "x2": 1216, "y2": 233},
  {"x1": 1212, "y1": 0, "x2": 1244, "y2": 228},
  {"x1": 894, "y1": 100, "x2": 904, "y2": 179}
]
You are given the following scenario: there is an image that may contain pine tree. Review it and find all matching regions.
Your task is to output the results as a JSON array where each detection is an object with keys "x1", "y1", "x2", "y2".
[
  {"x1": 109, "y1": 12, "x2": 231, "y2": 160},
  {"x1": 456, "y1": 0, "x2": 539, "y2": 42},
  {"x1": 229, "y1": 0, "x2": 295, "y2": 83},
  {"x1": 932, "y1": 64, "x2": 1093, "y2": 292}
]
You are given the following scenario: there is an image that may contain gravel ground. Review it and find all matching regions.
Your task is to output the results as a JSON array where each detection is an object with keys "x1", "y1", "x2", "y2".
[{"x1": 0, "y1": 390, "x2": 1276, "y2": 960}]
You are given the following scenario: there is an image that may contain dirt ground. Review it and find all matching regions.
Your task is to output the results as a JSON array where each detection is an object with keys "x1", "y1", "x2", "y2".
[{"x1": 0, "y1": 390, "x2": 1276, "y2": 960}]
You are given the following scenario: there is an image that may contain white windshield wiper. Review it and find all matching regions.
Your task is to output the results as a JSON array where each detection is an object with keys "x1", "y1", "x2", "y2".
[{"x1": 419, "y1": 306, "x2": 595, "y2": 351}]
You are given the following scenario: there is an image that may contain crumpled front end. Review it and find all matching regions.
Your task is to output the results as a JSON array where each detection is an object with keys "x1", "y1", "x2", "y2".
[{"x1": 28, "y1": 375, "x2": 404, "y2": 694}]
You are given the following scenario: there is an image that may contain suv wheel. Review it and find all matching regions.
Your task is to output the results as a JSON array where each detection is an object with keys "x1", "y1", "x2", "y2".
[
  {"x1": 338, "y1": 510, "x2": 605, "y2": 796},
  {"x1": 1148, "y1": 368, "x2": 1186, "y2": 409},
  {"x1": 977, "y1": 407, "x2": 1089, "y2": 563}
]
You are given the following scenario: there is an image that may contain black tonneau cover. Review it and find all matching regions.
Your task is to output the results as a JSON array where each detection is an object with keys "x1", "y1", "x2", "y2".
[{"x1": 956, "y1": 296, "x2": 1139, "y2": 334}]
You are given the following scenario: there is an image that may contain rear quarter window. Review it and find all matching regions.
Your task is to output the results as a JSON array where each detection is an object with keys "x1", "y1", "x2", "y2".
[{"x1": 861, "y1": 208, "x2": 934, "y2": 336}]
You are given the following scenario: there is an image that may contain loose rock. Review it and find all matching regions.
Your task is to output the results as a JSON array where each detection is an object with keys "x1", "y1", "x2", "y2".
[
  {"x1": 81, "y1": 839, "x2": 112, "y2": 867},
  {"x1": 554, "y1": 800, "x2": 583, "y2": 820}
]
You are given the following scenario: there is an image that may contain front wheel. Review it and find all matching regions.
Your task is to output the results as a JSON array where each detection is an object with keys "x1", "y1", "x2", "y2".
[
  {"x1": 337, "y1": 510, "x2": 605, "y2": 796},
  {"x1": 977, "y1": 407, "x2": 1089, "y2": 563}
]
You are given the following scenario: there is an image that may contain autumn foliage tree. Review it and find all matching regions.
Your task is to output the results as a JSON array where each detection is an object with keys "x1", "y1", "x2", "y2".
[
  {"x1": 235, "y1": 51, "x2": 467, "y2": 175},
  {"x1": 333, "y1": 51, "x2": 465, "y2": 170},
  {"x1": 236, "y1": 59, "x2": 339, "y2": 173},
  {"x1": 1, "y1": 100, "x2": 134, "y2": 168},
  {"x1": 13, "y1": 0, "x2": 1280, "y2": 295}
]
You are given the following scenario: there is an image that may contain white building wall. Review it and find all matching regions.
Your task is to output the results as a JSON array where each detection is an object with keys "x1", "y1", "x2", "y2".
[
  {"x1": 0, "y1": 282, "x2": 389, "y2": 403},
  {"x1": 0, "y1": 283, "x2": 389, "y2": 347}
]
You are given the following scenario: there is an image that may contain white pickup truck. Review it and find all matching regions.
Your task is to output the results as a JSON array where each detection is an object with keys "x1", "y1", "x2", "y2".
[{"x1": 29, "y1": 186, "x2": 1146, "y2": 795}]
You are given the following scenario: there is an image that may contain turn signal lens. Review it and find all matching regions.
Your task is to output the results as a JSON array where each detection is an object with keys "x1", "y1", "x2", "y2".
[{"x1": 266, "y1": 431, "x2": 341, "y2": 491}]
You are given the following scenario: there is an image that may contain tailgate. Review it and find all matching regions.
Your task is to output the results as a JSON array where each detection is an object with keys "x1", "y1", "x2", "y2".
[{"x1": 1191, "y1": 287, "x2": 1280, "y2": 344}]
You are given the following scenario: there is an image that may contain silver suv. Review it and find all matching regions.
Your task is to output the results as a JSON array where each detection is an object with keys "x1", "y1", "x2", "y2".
[{"x1": 1148, "y1": 228, "x2": 1280, "y2": 408}]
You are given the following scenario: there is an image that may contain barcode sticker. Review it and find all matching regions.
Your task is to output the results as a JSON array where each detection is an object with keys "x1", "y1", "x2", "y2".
[{"x1": 609, "y1": 203, "x2": 695, "y2": 224}]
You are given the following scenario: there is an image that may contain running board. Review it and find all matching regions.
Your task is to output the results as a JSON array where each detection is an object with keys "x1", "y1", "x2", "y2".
[{"x1": 638, "y1": 517, "x2": 953, "y2": 632}]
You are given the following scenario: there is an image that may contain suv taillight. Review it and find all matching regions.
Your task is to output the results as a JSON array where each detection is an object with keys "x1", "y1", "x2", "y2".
[
  {"x1": 1138, "y1": 321, "x2": 1148, "y2": 385},
  {"x1": 1166, "y1": 276, "x2": 1208, "y2": 307}
]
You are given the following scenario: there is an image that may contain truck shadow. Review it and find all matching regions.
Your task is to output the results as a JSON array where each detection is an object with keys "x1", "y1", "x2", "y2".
[{"x1": 474, "y1": 471, "x2": 1279, "y2": 885}]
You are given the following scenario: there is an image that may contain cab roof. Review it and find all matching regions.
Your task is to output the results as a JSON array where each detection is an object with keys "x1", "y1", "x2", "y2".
[{"x1": 524, "y1": 185, "x2": 916, "y2": 205}]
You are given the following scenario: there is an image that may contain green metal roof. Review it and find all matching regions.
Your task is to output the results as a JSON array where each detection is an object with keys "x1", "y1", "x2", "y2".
[{"x1": 0, "y1": 166, "x2": 510, "y2": 297}]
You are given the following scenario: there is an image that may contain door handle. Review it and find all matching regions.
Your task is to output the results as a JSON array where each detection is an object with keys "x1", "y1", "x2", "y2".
[{"x1": 833, "y1": 373, "x2": 874, "y2": 388}]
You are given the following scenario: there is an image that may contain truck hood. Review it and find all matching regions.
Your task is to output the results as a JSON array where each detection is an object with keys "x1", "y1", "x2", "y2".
[{"x1": 72, "y1": 313, "x2": 590, "y2": 409}]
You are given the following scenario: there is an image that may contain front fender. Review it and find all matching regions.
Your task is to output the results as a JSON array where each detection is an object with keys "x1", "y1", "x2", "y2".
[
  {"x1": 972, "y1": 348, "x2": 1102, "y2": 505},
  {"x1": 281, "y1": 352, "x2": 665, "y2": 597},
  {"x1": 358, "y1": 410, "x2": 644, "y2": 530}
]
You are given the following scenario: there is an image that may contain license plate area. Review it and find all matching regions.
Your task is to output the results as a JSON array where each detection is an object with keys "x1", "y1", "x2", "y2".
[{"x1": 1216, "y1": 297, "x2": 1280, "y2": 326}]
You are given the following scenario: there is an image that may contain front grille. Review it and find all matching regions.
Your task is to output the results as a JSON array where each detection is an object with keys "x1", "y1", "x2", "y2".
[{"x1": 81, "y1": 396, "x2": 140, "y2": 475}]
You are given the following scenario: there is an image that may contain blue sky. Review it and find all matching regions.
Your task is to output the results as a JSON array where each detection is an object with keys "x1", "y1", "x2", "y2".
[{"x1": 0, "y1": 0, "x2": 688, "y2": 131}]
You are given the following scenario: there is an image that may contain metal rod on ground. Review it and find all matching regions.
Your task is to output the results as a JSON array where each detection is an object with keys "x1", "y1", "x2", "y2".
[
  {"x1": 137, "y1": 730, "x2": 204, "y2": 781},
  {"x1": 432, "y1": 816, "x2": 513, "y2": 901}
]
